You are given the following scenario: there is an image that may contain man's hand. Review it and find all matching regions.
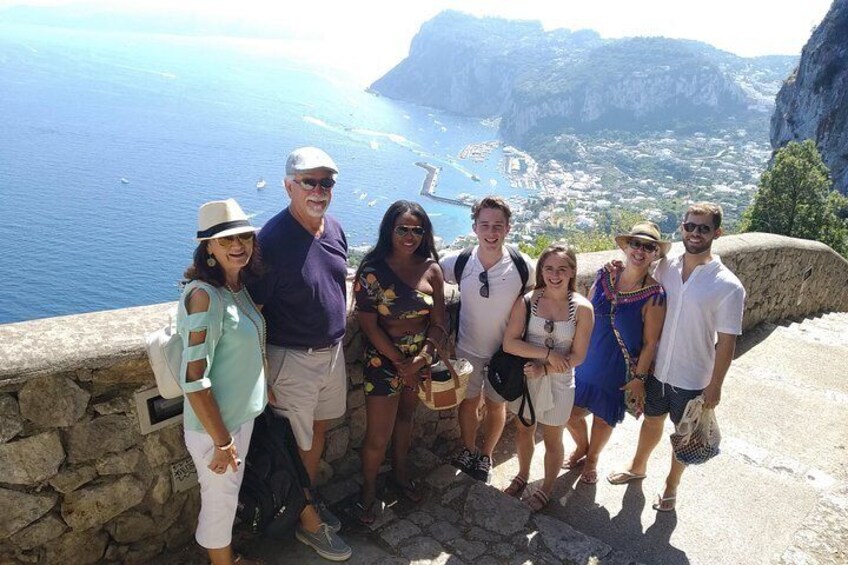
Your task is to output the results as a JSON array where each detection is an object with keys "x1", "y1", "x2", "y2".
[{"x1": 702, "y1": 381, "x2": 722, "y2": 409}]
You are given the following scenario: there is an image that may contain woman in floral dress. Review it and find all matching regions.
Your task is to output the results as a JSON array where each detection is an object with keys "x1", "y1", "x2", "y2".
[{"x1": 353, "y1": 200, "x2": 447, "y2": 523}]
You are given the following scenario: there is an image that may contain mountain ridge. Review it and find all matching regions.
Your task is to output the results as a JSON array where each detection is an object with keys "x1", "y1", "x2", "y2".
[{"x1": 370, "y1": 11, "x2": 797, "y2": 147}]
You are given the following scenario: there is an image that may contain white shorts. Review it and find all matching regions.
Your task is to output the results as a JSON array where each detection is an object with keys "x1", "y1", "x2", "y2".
[
  {"x1": 184, "y1": 419, "x2": 254, "y2": 550},
  {"x1": 456, "y1": 345, "x2": 505, "y2": 404},
  {"x1": 267, "y1": 343, "x2": 347, "y2": 451}
]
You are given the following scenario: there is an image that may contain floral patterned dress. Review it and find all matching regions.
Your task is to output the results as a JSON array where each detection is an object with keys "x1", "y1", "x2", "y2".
[{"x1": 354, "y1": 260, "x2": 434, "y2": 396}]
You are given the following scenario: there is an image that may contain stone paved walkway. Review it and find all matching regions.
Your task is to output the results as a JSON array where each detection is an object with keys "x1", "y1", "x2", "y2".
[
  {"x1": 162, "y1": 313, "x2": 848, "y2": 565},
  {"x1": 163, "y1": 442, "x2": 639, "y2": 565}
]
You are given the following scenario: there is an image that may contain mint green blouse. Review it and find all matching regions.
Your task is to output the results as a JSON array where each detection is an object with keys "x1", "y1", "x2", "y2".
[{"x1": 176, "y1": 280, "x2": 267, "y2": 433}]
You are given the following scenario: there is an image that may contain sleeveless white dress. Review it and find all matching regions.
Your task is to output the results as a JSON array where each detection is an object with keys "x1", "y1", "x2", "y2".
[{"x1": 508, "y1": 294, "x2": 576, "y2": 427}]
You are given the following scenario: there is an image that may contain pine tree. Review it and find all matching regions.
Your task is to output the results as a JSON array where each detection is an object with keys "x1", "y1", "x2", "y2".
[{"x1": 742, "y1": 140, "x2": 848, "y2": 256}]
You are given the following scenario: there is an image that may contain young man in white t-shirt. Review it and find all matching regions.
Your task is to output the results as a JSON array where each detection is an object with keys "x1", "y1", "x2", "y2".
[
  {"x1": 607, "y1": 202, "x2": 746, "y2": 513},
  {"x1": 440, "y1": 197, "x2": 534, "y2": 482}
]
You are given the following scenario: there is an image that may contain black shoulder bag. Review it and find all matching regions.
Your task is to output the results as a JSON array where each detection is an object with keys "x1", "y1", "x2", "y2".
[{"x1": 486, "y1": 295, "x2": 536, "y2": 426}]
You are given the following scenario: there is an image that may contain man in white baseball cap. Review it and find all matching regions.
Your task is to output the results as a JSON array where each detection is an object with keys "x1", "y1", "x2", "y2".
[{"x1": 248, "y1": 146, "x2": 351, "y2": 561}]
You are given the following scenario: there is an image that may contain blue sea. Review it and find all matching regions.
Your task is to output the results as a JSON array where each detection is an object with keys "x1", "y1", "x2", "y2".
[{"x1": 0, "y1": 25, "x2": 524, "y2": 324}]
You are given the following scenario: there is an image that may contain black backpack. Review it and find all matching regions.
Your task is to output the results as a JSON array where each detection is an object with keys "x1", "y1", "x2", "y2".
[
  {"x1": 453, "y1": 245, "x2": 530, "y2": 340},
  {"x1": 237, "y1": 407, "x2": 309, "y2": 539}
]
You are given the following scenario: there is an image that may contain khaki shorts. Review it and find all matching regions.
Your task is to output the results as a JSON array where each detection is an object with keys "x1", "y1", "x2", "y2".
[
  {"x1": 267, "y1": 343, "x2": 347, "y2": 451},
  {"x1": 456, "y1": 346, "x2": 505, "y2": 404}
]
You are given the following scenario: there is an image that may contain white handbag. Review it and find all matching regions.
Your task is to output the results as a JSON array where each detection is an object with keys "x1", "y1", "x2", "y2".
[
  {"x1": 144, "y1": 310, "x2": 184, "y2": 399},
  {"x1": 144, "y1": 283, "x2": 223, "y2": 399}
]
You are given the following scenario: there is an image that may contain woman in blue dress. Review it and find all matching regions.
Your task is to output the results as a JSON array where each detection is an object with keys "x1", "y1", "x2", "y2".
[{"x1": 566, "y1": 222, "x2": 669, "y2": 484}]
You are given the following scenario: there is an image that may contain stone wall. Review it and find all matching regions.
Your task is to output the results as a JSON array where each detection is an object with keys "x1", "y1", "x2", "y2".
[{"x1": 0, "y1": 233, "x2": 846, "y2": 563}]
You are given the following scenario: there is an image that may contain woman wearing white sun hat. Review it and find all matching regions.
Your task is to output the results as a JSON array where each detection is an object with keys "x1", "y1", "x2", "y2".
[{"x1": 178, "y1": 198, "x2": 267, "y2": 565}]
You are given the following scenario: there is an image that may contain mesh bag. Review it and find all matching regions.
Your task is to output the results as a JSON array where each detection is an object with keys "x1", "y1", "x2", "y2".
[{"x1": 670, "y1": 396, "x2": 721, "y2": 465}]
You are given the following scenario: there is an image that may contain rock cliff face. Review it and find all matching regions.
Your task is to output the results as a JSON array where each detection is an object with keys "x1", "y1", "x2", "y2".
[
  {"x1": 371, "y1": 12, "x2": 603, "y2": 117},
  {"x1": 771, "y1": 0, "x2": 848, "y2": 194},
  {"x1": 501, "y1": 38, "x2": 749, "y2": 141},
  {"x1": 371, "y1": 11, "x2": 795, "y2": 146}
]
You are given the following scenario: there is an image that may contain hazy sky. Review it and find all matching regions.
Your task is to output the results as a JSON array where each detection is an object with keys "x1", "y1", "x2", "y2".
[{"x1": 1, "y1": 0, "x2": 835, "y2": 82}]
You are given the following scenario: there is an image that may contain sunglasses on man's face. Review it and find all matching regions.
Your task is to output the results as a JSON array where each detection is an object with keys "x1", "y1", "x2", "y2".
[
  {"x1": 682, "y1": 222, "x2": 713, "y2": 235},
  {"x1": 296, "y1": 177, "x2": 336, "y2": 191},
  {"x1": 478, "y1": 271, "x2": 489, "y2": 298},
  {"x1": 216, "y1": 233, "x2": 254, "y2": 248},
  {"x1": 628, "y1": 239, "x2": 659, "y2": 254},
  {"x1": 393, "y1": 225, "x2": 426, "y2": 237}
]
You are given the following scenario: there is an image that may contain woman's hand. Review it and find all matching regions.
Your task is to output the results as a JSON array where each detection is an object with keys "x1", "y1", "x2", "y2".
[
  {"x1": 396, "y1": 357, "x2": 422, "y2": 388},
  {"x1": 621, "y1": 379, "x2": 646, "y2": 415},
  {"x1": 523, "y1": 360, "x2": 547, "y2": 379},
  {"x1": 208, "y1": 441, "x2": 240, "y2": 474},
  {"x1": 547, "y1": 350, "x2": 571, "y2": 373},
  {"x1": 604, "y1": 259, "x2": 624, "y2": 273}
]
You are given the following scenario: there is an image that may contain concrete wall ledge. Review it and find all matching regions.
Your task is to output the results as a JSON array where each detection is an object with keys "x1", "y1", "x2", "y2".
[{"x1": 2, "y1": 232, "x2": 847, "y2": 390}]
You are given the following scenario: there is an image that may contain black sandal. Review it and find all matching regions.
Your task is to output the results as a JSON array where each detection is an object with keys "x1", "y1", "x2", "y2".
[
  {"x1": 353, "y1": 498, "x2": 385, "y2": 525},
  {"x1": 388, "y1": 476, "x2": 424, "y2": 504}
]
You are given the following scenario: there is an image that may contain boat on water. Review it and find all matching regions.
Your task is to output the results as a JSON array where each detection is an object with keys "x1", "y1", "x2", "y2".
[
  {"x1": 470, "y1": 174, "x2": 481, "y2": 182},
  {"x1": 367, "y1": 199, "x2": 378, "y2": 207},
  {"x1": 120, "y1": 178, "x2": 129, "y2": 185},
  {"x1": 256, "y1": 179, "x2": 267, "y2": 189}
]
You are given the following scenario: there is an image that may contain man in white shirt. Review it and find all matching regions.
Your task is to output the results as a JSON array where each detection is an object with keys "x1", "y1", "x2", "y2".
[
  {"x1": 607, "y1": 202, "x2": 745, "y2": 513},
  {"x1": 440, "y1": 197, "x2": 534, "y2": 483}
]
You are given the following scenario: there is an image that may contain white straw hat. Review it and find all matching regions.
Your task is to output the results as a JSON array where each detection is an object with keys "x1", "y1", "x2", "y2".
[
  {"x1": 614, "y1": 221, "x2": 672, "y2": 258},
  {"x1": 196, "y1": 199, "x2": 258, "y2": 241}
]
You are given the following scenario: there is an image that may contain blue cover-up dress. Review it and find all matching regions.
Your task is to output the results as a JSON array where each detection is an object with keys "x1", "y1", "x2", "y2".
[{"x1": 574, "y1": 269, "x2": 665, "y2": 426}]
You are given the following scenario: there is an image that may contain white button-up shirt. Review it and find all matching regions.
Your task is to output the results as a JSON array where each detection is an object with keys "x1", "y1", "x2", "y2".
[{"x1": 653, "y1": 253, "x2": 746, "y2": 390}]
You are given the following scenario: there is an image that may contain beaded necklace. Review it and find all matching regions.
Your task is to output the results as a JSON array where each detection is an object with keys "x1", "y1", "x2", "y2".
[
  {"x1": 226, "y1": 284, "x2": 266, "y2": 365},
  {"x1": 601, "y1": 269, "x2": 663, "y2": 305}
]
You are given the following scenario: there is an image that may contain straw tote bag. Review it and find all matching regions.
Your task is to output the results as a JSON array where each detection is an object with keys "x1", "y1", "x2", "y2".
[{"x1": 417, "y1": 337, "x2": 473, "y2": 411}]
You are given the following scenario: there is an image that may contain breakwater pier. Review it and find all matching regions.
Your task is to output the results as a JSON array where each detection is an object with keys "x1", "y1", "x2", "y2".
[{"x1": 415, "y1": 161, "x2": 471, "y2": 208}]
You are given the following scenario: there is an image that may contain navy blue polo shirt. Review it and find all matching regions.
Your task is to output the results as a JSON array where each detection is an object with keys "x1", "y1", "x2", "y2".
[{"x1": 249, "y1": 208, "x2": 348, "y2": 348}]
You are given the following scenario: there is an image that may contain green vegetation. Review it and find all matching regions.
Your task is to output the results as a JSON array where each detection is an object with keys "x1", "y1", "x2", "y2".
[
  {"x1": 519, "y1": 209, "x2": 645, "y2": 257},
  {"x1": 741, "y1": 140, "x2": 848, "y2": 256}
]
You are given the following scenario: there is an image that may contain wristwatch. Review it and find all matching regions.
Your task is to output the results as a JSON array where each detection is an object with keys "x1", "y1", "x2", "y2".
[{"x1": 633, "y1": 373, "x2": 651, "y2": 382}]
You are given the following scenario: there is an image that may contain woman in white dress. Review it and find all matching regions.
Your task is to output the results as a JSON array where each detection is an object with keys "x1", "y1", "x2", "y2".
[{"x1": 501, "y1": 243, "x2": 594, "y2": 512}]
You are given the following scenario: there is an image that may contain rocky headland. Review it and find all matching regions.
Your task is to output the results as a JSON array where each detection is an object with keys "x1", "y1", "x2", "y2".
[{"x1": 771, "y1": 0, "x2": 848, "y2": 194}]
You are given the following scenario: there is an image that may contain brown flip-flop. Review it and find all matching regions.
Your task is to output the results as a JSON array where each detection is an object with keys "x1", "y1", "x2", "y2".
[
  {"x1": 579, "y1": 468, "x2": 599, "y2": 484},
  {"x1": 652, "y1": 494, "x2": 677, "y2": 512},
  {"x1": 607, "y1": 470, "x2": 647, "y2": 485}
]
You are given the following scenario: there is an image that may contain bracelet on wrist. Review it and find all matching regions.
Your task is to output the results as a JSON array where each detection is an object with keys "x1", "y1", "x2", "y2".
[
  {"x1": 216, "y1": 437, "x2": 234, "y2": 451},
  {"x1": 633, "y1": 373, "x2": 651, "y2": 382}
]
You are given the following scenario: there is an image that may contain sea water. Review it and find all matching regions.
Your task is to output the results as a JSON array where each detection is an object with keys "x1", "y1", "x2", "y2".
[{"x1": 0, "y1": 25, "x2": 524, "y2": 323}]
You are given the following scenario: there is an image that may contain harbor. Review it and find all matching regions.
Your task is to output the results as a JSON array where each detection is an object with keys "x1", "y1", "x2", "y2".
[{"x1": 415, "y1": 161, "x2": 472, "y2": 208}]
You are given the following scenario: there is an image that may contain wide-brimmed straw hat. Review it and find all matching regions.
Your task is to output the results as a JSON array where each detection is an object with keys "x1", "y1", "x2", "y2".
[
  {"x1": 614, "y1": 221, "x2": 671, "y2": 258},
  {"x1": 196, "y1": 198, "x2": 258, "y2": 241}
]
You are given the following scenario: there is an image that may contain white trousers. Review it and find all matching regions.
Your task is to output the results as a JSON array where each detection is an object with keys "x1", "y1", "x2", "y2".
[{"x1": 184, "y1": 419, "x2": 254, "y2": 549}]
